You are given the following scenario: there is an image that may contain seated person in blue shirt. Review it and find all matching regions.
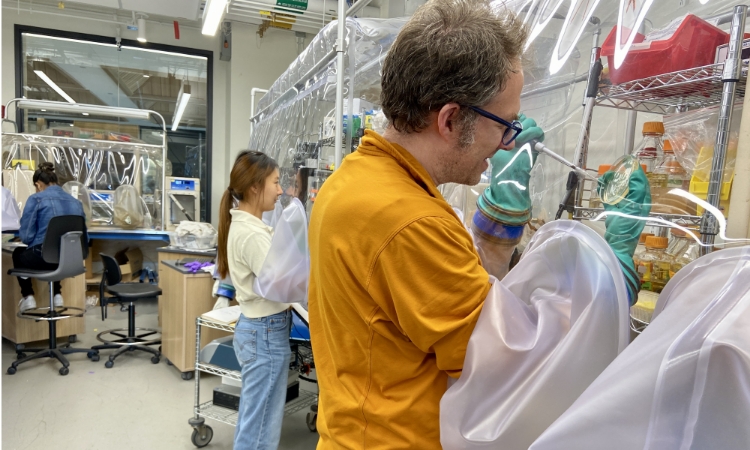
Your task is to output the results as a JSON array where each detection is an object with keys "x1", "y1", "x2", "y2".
[{"x1": 13, "y1": 162, "x2": 86, "y2": 311}]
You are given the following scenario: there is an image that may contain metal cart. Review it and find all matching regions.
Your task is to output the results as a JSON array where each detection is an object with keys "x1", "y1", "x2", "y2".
[{"x1": 187, "y1": 316, "x2": 319, "y2": 448}]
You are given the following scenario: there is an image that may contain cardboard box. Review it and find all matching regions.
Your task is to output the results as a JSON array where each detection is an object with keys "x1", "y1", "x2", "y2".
[{"x1": 114, "y1": 247, "x2": 143, "y2": 281}]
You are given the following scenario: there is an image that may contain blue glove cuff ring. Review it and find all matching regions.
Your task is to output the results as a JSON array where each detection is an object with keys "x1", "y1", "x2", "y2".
[
  {"x1": 472, "y1": 209, "x2": 525, "y2": 245},
  {"x1": 216, "y1": 283, "x2": 236, "y2": 300}
]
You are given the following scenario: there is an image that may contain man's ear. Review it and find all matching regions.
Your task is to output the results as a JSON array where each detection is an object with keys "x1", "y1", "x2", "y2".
[{"x1": 436, "y1": 103, "x2": 461, "y2": 143}]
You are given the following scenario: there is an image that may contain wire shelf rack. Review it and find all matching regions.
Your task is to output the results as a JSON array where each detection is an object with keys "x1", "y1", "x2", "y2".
[
  {"x1": 285, "y1": 389, "x2": 318, "y2": 416},
  {"x1": 574, "y1": 207, "x2": 702, "y2": 228},
  {"x1": 196, "y1": 401, "x2": 239, "y2": 427},
  {"x1": 195, "y1": 362, "x2": 242, "y2": 381},
  {"x1": 197, "y1": 317, "x2": 237, "y2": 333},
  {"x1": 597, "y1": 61, "x2": 748, "y2": 114},
  {"x1": 630, "y1": 315, "x2": 649, "y2": 334},
  {"x1": 194, "y1": 389, "x2": 318, "y2": 428}
]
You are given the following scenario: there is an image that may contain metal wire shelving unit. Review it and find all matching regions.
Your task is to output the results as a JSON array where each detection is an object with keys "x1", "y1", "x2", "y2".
[
  {"x1": 596, "y1": 62, "x2": 748, "y2": 115},
  {"x1": 574, "y1": 207, "x2": 704, "y2": 228},
  {"x1": 187, "y1": 317, "x2": 319, "y2": 447},
  {"x1": 571, "y1": 6, "x2": 748, "y2": 243}
]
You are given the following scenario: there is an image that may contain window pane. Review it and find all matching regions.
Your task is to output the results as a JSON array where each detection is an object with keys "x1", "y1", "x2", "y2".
[{"x1": 19, "y1": 32, "x2": 210, "y2": 222}]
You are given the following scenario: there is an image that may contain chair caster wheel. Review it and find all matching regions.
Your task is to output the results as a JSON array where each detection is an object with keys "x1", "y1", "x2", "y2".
[
  {"x1": 59, "y1": 367, "x2": 69, "y2": 376},
  {"x1": 7, "y1": 366, "x2": 17, "y2": 375},
  {"x1": 16, "y1": 353, "x2": 26, "y2": 360},
  {"x1": 181, "y1": 372, "x2": 194, "y2": 381},
  {"x1": 68, "y1": 335, "x2": 77, "y2": 343},
  {"x1": 166, "y1": 359, "x2": 173, "y2": 366},
  {"x1": 105, "y1": 361, "x2": 114, "y2": 369},
  {"x1": 88, "y1": 352, "x2": 100, "y2": 362},
  {"x1": 151, "y1": 356, "x2": 160, "y2": 364}
]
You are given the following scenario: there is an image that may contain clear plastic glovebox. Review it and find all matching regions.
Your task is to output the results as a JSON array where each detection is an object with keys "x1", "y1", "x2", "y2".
[
  {"x1": 254, "y1": 198, "x2": 310, "y2": 307},
  {"x1": 250, "y1": 17, "x2": 407, "y2": 208},
  {"x1": 530, "y1": 246, "x2": 750, "y2": 450},
  {"x1": 252, "y1": 1, "x2": 745, "y2": 247},
  {"x1": 2, "y1": 132, "x2": 165, "y2": 230},
  {"x1": 440, "y1": 220, "x2": 630, "y2": 450}
]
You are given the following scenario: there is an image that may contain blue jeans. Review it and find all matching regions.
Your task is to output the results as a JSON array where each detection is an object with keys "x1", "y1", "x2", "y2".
[{"x1": 233, "y1": 310, "x2": 291, "y2": 450}]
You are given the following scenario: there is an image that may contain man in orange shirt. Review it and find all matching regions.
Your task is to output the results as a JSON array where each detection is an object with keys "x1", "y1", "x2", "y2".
[{"x1": 308, "y1": 0, "x2": 528, "y2": 448}]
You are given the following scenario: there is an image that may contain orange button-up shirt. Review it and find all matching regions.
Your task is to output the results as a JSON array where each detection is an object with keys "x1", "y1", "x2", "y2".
[{"x1": 309, "y1": 130, "x2": 491, "y2": 449}]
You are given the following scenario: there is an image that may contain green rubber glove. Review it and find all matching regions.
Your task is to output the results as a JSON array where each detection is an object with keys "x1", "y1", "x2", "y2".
[
  {"x1": 597, "y1": 166, "x2": 652, "y2": 305},
  {"x1": 514, "y1": 114, "x2": 545, "y2": 149},
  {"x1": 474, "y1": 114, "x2": 545, "y2": 228}
]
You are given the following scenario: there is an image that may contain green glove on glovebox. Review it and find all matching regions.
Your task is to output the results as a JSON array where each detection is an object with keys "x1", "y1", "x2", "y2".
[
  {"x1": 473, "y1": 114, "x2": 545, "y2": 243},
  {"x1": 514, "y1": 114, "x2": 545, "y2": 150},
  {"x1": 597, "y1": 166, "x2": 652, "y2": 305}
]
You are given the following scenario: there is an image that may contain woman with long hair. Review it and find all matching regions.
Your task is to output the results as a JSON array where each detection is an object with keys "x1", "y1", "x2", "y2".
[{"x1": 216, "y1": 150, "x2": 288, "y2": 449}]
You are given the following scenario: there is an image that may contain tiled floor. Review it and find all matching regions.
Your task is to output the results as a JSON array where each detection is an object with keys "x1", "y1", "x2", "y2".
[{"x1": 1, "y1": 299, "x2": 320, "y2": 449}]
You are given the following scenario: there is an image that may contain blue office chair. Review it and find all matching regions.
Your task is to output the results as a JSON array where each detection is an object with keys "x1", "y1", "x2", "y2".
[{"x1": 7, "y1": 215, "x2": 93, "y2": 376}]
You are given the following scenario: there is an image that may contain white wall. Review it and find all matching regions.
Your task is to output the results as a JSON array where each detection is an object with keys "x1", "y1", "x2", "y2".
[{"x1": 1, "y1": 9, "x2": 307, "y2": 227}]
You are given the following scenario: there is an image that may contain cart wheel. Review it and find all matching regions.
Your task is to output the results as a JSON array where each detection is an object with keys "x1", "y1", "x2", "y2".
[
  {"x1": 182, "y1": 371, "x2": 194, "y2": 381},
  {"x1": 105, "y1": 360, "x2": 114, "y2": 369},
  {"x1": 306, "y1": 412, "x2": 317, "y2": 432},
  {"x1": 15, "y1": 344, "x2": 25, "y2": 352},
  {"x1": 68, "y1": 335, "x2": 77, "y2": 343},
  {"x1": 191, "y1": 425, "x2": 213, "y2": 448},
  {"x1": 59, "y1": 366, "x2": 69, "y2": 376},
  {"x1": 151, "y1": 356, "x2": 160, "y2": 364},
  {"x1": 7, "y1": 366, "x2": 17, "y2": 375},
  {"x1": 16, "y1": 353, "x2": 27, "y2": 360}
]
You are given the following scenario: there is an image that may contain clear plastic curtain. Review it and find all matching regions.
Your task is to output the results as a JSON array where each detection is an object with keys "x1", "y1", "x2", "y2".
[
  {"x1": 440, "y1": 220, "x2": 630, "y2": 450},
  {"x1": 530, "y1": 246, "x2": 750, "y2": 450}
]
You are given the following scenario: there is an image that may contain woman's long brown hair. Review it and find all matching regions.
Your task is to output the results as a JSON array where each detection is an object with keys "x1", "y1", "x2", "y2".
[{"x1": 216, "y1": 150, "x2": 278, "y2": 279}]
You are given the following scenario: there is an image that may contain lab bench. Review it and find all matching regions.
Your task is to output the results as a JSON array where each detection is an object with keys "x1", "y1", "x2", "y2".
[{"x1": 1, "y1": 244, "x2": 85, "y2": 346}]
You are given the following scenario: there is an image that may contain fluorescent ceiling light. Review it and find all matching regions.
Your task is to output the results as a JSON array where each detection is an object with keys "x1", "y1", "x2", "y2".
[
  {"x1": 34, "y1": 70, "x2": 76, "y2": 104},
  {"x1": 82, "y1": 113, "x2": 90, "y2": 115},
  {"x1": 172, "y1": 84, "x2": 191, "y2": 131},
  {"x1": 202, "y1": 0, "x2": 228, "y2": 36},
  {"x1": 17, "y1": 99, "x2": 151, "y2": 120},
  {"x1": 25, "y1": 33, "x2": 117, "y2": 49},
  {"x1": 24, "y1": 33, "x2": 206, "y2": 60},
  {"x1": 137, "y1": 17, "x2": 147, "y2": 43}
]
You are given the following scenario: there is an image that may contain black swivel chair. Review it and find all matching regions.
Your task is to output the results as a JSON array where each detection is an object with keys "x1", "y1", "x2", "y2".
[
  {"x1": 7, "y1": 215, "x2": 94, "y2": 376},
  {"x1": 89, "y1": 253, "x2": 162, "y2": 368}
]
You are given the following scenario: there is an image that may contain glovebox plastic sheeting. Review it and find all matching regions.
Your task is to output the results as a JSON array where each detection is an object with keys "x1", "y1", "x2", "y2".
[
  {"x1": 1, "y1": 186, "x2": 21, "y2": 231},
  {"x1": 3, "y1": 133, "x2": 164, "y2": 229},
  {"x1": 441, "y1": 220, "x2": 630, "y2": 450},
  {"x1": 530, "y1": 246, "x2": 750, "y2": 450},
  {"x1": 254, "y1": 198, "x2": 309, "y2": 306}
]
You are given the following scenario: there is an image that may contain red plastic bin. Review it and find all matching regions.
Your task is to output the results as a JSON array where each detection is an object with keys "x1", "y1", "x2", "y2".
[{"x1": 601, "y1": 14, "x2": 728, "y2": 85}]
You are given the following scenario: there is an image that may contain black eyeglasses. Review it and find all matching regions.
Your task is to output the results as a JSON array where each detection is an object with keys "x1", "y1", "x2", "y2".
[{"x1": 465, "y1": 105, "x2": 523, "y2": 146}]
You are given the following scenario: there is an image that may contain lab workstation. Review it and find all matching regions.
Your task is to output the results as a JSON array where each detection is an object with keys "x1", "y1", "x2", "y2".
[{"x1": 1, "y1": 0, "x2": 750, "y2": 449}]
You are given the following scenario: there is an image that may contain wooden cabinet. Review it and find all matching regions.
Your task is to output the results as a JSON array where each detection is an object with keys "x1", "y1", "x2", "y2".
[
  {"x1": 156, "y1": 249, "x2": 215, "y2": 328},
  {"x1": 160, "y1": 260, "x2": 229, "y2": 374},
  {"x1": 2, "y1": 250, "x2": 86, "y2": 345}
]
